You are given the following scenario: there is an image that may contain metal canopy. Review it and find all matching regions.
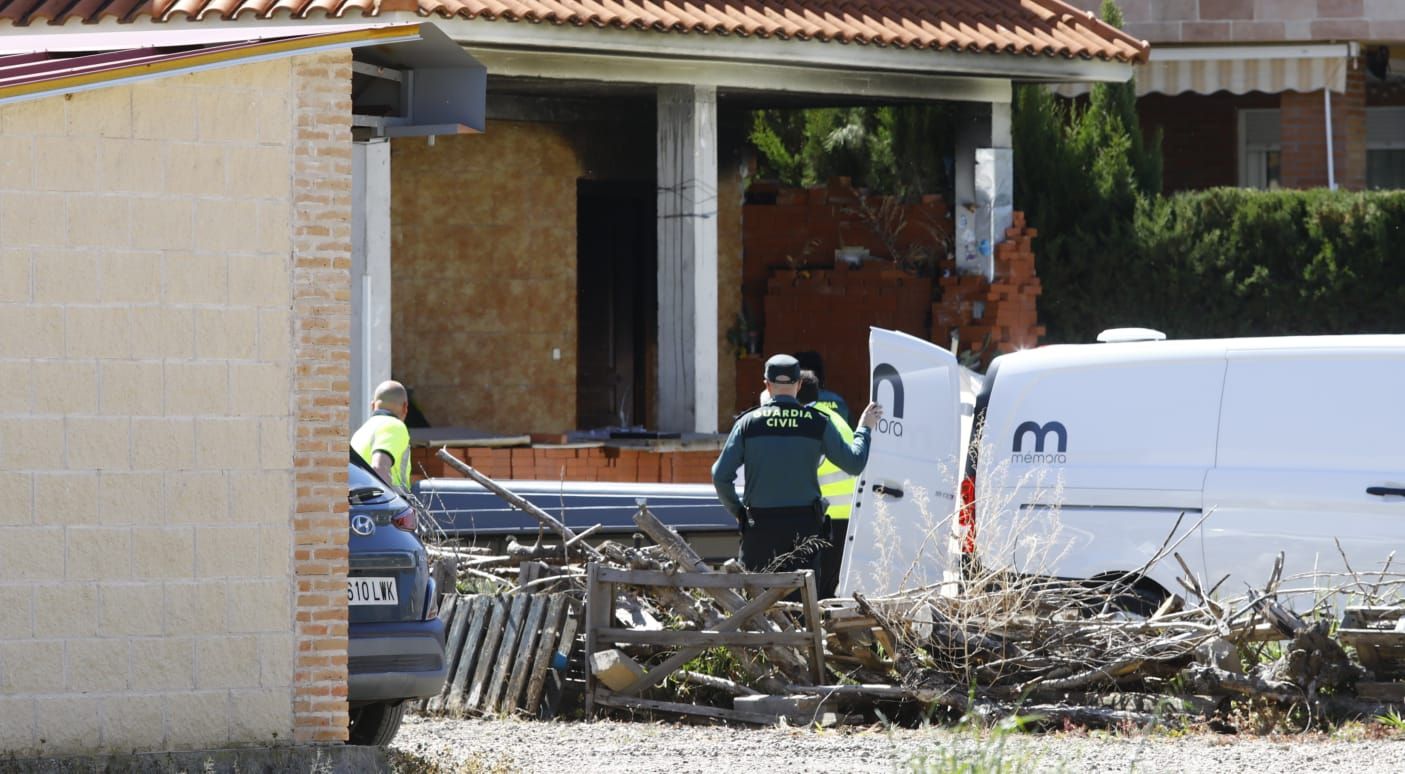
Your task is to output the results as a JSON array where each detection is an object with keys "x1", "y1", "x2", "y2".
[{"x1": 353, "y1": 22, "x2": 486, "y2": 137}]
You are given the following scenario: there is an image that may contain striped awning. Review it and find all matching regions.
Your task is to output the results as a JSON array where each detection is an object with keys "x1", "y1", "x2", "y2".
[{"x1": 1055, "y1": 43, "x2": 1359, "y2": 98}]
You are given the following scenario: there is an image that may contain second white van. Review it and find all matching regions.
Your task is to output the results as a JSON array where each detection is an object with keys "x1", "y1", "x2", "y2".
[{"x1": 839, "y1": 329, "x2": 1405, "y2": 609}]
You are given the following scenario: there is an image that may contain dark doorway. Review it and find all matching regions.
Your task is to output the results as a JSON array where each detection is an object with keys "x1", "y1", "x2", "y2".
[{"x1": 576, "y1": 180, "x2": 656, "y2": 430}]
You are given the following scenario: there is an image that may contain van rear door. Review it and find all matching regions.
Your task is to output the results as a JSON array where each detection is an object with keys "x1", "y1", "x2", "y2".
[
  {"x1": 1202, "y1": 343, "x2": 1405, "y2": 601},
  {"x1": 838, "y1": 328, "x2": 966, "y2": 596}
]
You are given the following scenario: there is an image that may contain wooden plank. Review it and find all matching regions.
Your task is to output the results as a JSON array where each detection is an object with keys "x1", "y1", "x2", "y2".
[
  {"x1": 594, "y1": 691, "x2": 781, "y2": 725},
  {"x1": 605, "y1": 628, "x2": 812, "y2": 648},
  {"x1": 436, "y1": 449, "x2": 605, "y2": 561},
  {"x1": 594, "y1": 566, "x2": 807, "y2": 590},
  {"x1": 464, "y1": 596, "x2": 510, "y2": 711},
  {"x1": 424, "y1": 594, "x2": 463, "y2": 713},
  {"x1": 1358, "y1": 681, "x2": 1405, "y2": 702},
  {"x1": 632, "y1": 506, "x2": 812, "y2": 680},
  {"x1": 418, "y1": 594, "x2": 457, "y2": 712},
  {"x1": 504, "y1": 593, "x2": 550, "y2": 712},
  {"x1": 524, "y1": 593, "x2": 568, "y2": 715},
  {"x1": 584, "y1": 564, "x2": 611, "y2": 715},
  {"x1": 801, "y1": 571, "x2": 826, "y2": 684},
  {"x1": 542, "y1": 604, "x2": 581, "y2": 720},
  {"x1": 617, "y1": 585, "x2": 793, "y2": 697},
  {"x1": 484, "y1": 593, "x2": 530, "y2": 715},
  {"x1": 445, "y1": 595, "x2": 490, "y2": 712}
]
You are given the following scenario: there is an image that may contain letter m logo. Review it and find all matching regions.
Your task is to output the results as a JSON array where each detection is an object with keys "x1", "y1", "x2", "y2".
[
  {"x1": 871, "y1": 363, "x2": 904, "y2": 419},
  {"x1": 1013, "y1": 421, "x2": 1067, "y2": 453}
]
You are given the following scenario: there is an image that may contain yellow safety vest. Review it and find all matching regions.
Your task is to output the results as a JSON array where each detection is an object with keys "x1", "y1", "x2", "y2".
[
  {"x1": 814, "y1": 404, "x2": 856, "y2": 520},
  {"x1": 351, "y1": 411, "x2": 411, "y2": 491}
]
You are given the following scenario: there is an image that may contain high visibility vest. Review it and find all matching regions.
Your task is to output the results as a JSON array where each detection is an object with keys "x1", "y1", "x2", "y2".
[
  {"x1": 813, "y1": 404, "x2": 856, "y2": 520},
  {"x1": 351, "y1": 411, "x2": 411, "y2": 491}
]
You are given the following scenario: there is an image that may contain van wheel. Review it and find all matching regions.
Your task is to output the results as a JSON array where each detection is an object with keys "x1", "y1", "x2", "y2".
[
  {"x1": 1089, "y1": 579, "x2": 1168, "y2": 618},
  {"x1": 348, "y1": 701, "x2": 406, "y2": 747}
]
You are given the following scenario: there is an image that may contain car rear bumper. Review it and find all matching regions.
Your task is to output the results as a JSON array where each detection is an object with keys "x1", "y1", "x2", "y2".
[{"x1": 348, "y1": 618, "x2": 447, "y2": 703}]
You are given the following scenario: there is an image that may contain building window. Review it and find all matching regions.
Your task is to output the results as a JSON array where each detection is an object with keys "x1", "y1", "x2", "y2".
[
  {"x1": 1367, "y1": 106, "x2": 1405, "y2": 190},
  {"x1": 1238, "y1": 108, "x2": 1282, "y2": 190}
]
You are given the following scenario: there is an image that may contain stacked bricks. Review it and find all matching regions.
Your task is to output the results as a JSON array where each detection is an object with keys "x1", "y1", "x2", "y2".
[
  {"x1": 410, "y1": 446, "x2": 717, "y2": 485},
  {"x1": 290, "y1": 51, "x2": 353, "y2": 745},
  {"x1": 761, "y1": 259, "x2": 933, "y2": 422},
  {"x1": 933, "y1": 212, "x2": 1044, "y2": 367}
]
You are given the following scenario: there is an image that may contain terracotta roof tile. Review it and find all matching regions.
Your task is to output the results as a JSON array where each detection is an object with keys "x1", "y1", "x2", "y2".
[{"x1": 0, "y1": 0, "x2": 1147, "y2": 63}]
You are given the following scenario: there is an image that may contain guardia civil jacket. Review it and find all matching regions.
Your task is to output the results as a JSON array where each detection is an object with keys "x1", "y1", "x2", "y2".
[{"x1": 711, "y1": 395, "x2": 871, "y2": 520}]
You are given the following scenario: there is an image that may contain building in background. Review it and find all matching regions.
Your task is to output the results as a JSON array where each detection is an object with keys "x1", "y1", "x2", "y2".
[{"x1": 1063, "y1": 0, "x2": 1405, "y2": 191}]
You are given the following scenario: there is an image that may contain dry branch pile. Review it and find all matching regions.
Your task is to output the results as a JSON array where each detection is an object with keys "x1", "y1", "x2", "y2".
[{"x1": 421, "y1": 448, "x2": 1405, "y2": 731}]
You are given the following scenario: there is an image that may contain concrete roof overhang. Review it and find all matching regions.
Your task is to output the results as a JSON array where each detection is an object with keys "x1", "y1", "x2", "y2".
[{"x1": 400, "y1": 13, "x2": 1137, "y2": 105}]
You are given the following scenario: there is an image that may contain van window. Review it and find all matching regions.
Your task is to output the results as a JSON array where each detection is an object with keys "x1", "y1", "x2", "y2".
[{"x1": 1217, "y1": 351, "x2": 1405, "y2": 470}]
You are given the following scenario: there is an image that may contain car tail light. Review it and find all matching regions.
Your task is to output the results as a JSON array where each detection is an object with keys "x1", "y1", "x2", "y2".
[
  {"x1": 958, "y1": 475, "x2": 976, "y2": 554},
  {"x1": 391, "y1": 507, "x2": 417, "y2": 533}
]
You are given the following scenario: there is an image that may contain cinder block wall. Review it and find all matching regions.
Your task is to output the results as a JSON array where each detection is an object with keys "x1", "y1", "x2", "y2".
[{"x1": 0, "y1": 52, "x2": 351, "y2": 754}]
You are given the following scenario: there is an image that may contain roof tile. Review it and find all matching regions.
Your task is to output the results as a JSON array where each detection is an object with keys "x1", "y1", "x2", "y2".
[{"x1": 0, "y1": 0, "x2": 1148, "y2": 63}]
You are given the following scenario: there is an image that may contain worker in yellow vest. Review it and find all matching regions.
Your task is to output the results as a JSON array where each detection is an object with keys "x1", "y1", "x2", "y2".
[
  {"x1": 797, "y1": 370, "x2": 856, "y2": 598},
  {"x1": 351, "y1": 380, "x2": 413, "y2": 493}
]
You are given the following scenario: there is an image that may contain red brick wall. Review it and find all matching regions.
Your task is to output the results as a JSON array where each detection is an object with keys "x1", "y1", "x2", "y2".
[
  {"x1": 290, "y1": 52, "x2": 352, "y2": 744},
  {"x1": 1281, "y1": 62, "x2": 1367, "y2": 191},
  {"x1": 742, "y1": 182, "x2": 949, "y2": 347},
  {"x1": 741, "y1": 182, "x2": 948, "y2": 415},
  {"x1": 761, "y1": 263, "x2": 933, "y2": 424},
  {"x1": 1137, "y1": 92, "x2": 1279, "y2": 192}
]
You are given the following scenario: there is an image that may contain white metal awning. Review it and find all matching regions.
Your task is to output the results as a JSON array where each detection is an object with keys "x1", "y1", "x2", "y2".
[{"x1": 1055, "y1": 43, "x2": 1360, "y2": 98}]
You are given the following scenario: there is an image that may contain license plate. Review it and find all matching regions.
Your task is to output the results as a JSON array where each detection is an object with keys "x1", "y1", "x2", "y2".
[{"x1": 348, "y1": 576, "x2": 400, "y2": 606}]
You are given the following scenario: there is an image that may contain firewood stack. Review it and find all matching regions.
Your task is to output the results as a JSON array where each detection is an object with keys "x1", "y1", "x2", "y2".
[{"x1": 422, "y1": 449, "x2": 1405, "y2": 731}]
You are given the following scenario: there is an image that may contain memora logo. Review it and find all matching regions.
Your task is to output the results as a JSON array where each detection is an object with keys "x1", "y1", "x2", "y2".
[
  {"x1": 871, "y1": 363, "x2": 905, "y2": 437},
  {"x1": 1011, "y1": 420, "x2": 1068, "y2": 464}
]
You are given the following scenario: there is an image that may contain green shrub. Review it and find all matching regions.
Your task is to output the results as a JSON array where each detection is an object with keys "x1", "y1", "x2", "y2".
[{"x1": 1116, "y1": 189, "x2": 1405, "y2": 342}]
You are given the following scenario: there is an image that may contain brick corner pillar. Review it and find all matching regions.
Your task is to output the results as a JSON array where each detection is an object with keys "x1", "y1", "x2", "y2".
[
  {"x1": 291, "y1": 50, "x2": 354, "y2": 744},
  {"x1": 1280, "y1": 56, "x2": 1367, "y2": 191},
  {"x1": 656, "y1": 84, "x2": 719, "y2": 434}
]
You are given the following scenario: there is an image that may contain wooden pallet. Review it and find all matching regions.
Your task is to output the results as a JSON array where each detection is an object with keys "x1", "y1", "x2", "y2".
[
  {"x1": 420, "y1": 591, "x2": 580, "y2": 717},
  {"x1": 1340, "y1": 607, "x2": 1405, "y2": 679}
]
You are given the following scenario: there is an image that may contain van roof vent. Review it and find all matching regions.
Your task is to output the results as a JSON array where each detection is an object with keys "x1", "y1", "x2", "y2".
[{"x1": 1097, "y1": 327, "x2": 1167, "y2": 343}]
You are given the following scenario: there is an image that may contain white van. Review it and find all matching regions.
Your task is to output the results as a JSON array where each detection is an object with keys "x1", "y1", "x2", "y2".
[{"x1": 839, "y1": 329, "x2": 1405, "y2": 608}]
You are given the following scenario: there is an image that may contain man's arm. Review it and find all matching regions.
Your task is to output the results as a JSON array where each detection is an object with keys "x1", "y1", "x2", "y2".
[
  {"x1": 820, "y1": 402, "x2": 882, "y2": 475},
  {"x1": 711, "y1": 424, "x2": 747, "y2": 522},
  {"x1": 371, "y1": 450, "x2": 396, "y2": 485}
]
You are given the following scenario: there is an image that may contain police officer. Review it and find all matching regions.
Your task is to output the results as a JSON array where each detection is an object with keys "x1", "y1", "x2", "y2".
[
  {"x1": 712, "y1": 354, "x2": 881, "y2": 575},
  {"x1": 797, "y1": 371, "x2": 856, "y2": 598}
]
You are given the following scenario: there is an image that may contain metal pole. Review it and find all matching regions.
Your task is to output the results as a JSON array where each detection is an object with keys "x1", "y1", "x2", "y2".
[{"x1": 1324, "y1": 88, "x2": 1336, "y2": 190}]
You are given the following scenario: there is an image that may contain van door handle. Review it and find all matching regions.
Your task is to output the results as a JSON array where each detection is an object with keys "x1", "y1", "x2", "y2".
[
  {"x1": 1367, "y1": 487, "x2": 1405, "y2": 497},
  {"x1": 872, "y1": 484, "x2": 904, "y2": 498}
]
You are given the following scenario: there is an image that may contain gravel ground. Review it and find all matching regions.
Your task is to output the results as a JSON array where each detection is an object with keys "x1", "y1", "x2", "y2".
[{"x1": 390, "y1": 712, "x2": 1405, "y2": 773}]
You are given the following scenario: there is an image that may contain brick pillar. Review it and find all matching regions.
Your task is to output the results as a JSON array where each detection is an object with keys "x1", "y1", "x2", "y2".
[
  {"x1": 290, "y1": 51, "x2": 353, "y2": 744},
  {"x1": 1280, "y1": 58, "x2": 1367, "y2": 190}
]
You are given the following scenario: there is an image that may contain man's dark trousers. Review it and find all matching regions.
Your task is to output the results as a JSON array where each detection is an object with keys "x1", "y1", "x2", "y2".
[
  {"x1": 819, "y1": 517, "x2": 849, "y2": 598},
  {"x1": 739, "y1": 505, "x2": 823, "y2": 577}
]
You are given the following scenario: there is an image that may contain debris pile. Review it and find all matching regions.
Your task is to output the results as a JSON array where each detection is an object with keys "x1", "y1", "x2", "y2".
[{"x1": 418, "y1": 449, "x2": 1405, "y2": 730}]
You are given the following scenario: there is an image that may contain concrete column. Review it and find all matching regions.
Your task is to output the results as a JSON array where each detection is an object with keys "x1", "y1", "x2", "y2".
[
  {"x1": 953, "y1": 100, "x2": 1013, "y2": 281},
  {"x1": 656, "y1": 84, "x2": 719, "y2": 434},
  {"x1": 350, "y1": 139, "x2": 392, "y2": 431}
]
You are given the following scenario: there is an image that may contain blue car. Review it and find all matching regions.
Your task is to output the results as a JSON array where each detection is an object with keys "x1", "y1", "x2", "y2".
[{"x1": 347, "y1": 450, "x2": 447, "y2": 745}]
